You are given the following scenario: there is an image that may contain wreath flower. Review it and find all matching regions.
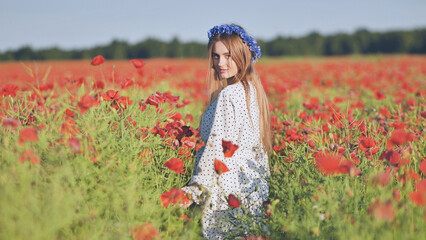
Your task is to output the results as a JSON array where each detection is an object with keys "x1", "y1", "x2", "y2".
[{"x1": 208, "y1": 24, "x2": 262, "y2": 62}]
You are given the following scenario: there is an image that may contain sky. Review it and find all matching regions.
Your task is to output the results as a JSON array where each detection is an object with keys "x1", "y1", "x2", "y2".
[{"x1": 1, "y1": 0, "x2": 425, "y2": 51}]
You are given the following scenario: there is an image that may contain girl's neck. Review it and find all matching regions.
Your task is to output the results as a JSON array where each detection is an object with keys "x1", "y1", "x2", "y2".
[{"x1": 226, "y1": 77, "x2": 238, "y2": 86}]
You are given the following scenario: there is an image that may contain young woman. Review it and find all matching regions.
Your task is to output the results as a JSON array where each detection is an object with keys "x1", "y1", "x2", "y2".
[{"x1": 182, "y1": 24, "x2": 272, "y2": 239}]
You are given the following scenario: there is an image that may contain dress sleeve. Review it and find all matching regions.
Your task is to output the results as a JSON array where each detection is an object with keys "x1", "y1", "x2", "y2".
[{"x1": 182, "y1": 90, "x2": 237, "y2": 204}]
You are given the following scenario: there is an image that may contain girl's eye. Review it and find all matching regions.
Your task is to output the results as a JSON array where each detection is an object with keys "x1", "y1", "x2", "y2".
[
  {"x1": 213, "y1": 55, "x2": 219, "y2": 60},
  {"x1": 225, "y1": 55, "x2": 231, "y2": 59}
]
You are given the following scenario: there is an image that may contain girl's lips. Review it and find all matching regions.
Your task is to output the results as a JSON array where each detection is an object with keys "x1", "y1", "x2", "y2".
[{"x1": 220, "y1": 69, "x2": 228, "y2": 73}]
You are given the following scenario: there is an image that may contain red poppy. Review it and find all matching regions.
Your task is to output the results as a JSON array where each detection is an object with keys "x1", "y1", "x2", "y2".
[
  {"x1": 420, "y1": 160, "x2": 426, "y2": 175},
  {"x1": 222, "y1": 139, "x2": 239, "y2": 157},
  {"x1": 139, "y1": 102, "x2": 147, "y2": 111},
  {"x1": 92, "y1": 80, "x2": 105, "y2": 90},
  {"x1": 39, "y1": 83, "x2": 53, "y2": 91},
  {"x1": 120, "y1": 78, "x2": 134, "y2": 89},
  {"x1": 185, "y1": 114, "x2": 194, "y2": 122},
  {"x1": 68, "y1": 137, "x2": 81, "y2": 153},
  {"x1": 368, "y1": 199, "x2": 395, "y2": 221},
  {"x1": 378, "y1": 106, "x2": 392, "y2": 118},
  {"x1": 406, "y1": 98, "x2": 417, "y2": 107},
  {"x1": 409, "y1": 179, "x2": 426, "y2": 206},
  {"x1": 19, "y1": 148, "x2": 40, "y2": 164},
  {"x1": 164, "y1": 157, "x2": 184, "y2": 174},
  {"x1": 387, "y1": 129, "x2": 415, "y2": 149},
  {"x1": 228, "y1": 194, "x2": 241, "y2": 208},
  {"x1": 214, "y1": 159, "x2": 230, "y2": 175},
  {"x1": 18, "y1": 127, "x2": 38, "y2": 145},
  {"x1": 145, "y1": 92, "x2": 165, "y2": 108},
  {"x1": 65, "y1": 108, "x2": 74, "y2": 117},
  {"x1": 379, "y1": 150, "x2": 400, "y2": 165},
  {"x1": 78, "y1": 94, "x2": 99, "y2": 114},
  {"x1": 168, "y1": 112, "x2": 182, "y2": 122},
  {"x1": 91, "y1": 55, "x2": 105, "y2": 66},
  {"x1": 100, "y1": 90, "x2": 120, "y2": 102},
  {"x1": 1, "y1": 84, "x2": 19, "y2": 97},
  {"x1": 273, "y1": 145, "x2": 283, "y2": 153},
  {"x1": 314, "y1": 153, "x2": 360, "y2": 177},
  {"x1": 406, "y1": 168, "x2": 421, "y2": 181},
  {"x1": 130, "y1": 222, "x2": 160, "y2": 240},
  {"x1": 160, "y1": 188, "x2": 191, "y2": 208},
  {"x1": 283, "y1": 120, "x2": 293, "y2": 126},
  {"x1": 137, "y1": 68, "x2": 144, "y2": 77},
  {"x1": 163, "y1": 92, "x2": 180, "y2": 104},
  {"x1": 374, "y1": 91, "x2": 386, "y2": 100},
  {"x1": 359, "y1": 137, "x2": 376, "y2": 152},
  {"x1": 180, "y1": 214, "x2": 191, "y2": 221},
  {"x1": 390, "y1": 121, "x2": 405, "y2": 129},
  {"x1": 2, "y1": 118, "x2": 20, "y2": 128},
  {"x1": 195, "y1": 142, "x2": 204, "y2": 151},
  {"x1": 244, "y1": 236, "x2": 268, "y2": 240},
  {"x1": 322, "y1": 123, "x2": 330, "y2": 133},
  {"x1": 372, "y1": 167, "x2": 392, "y2": 187},
  {"x1": 181, "y1": 137, "x2": 196, "y2": 149},
  {"x1": 114, "y1": 96, "x2": 133, "y2": 110},
  {"x1": 130, "y1": 59, "x2": 145, "y2": 68}
]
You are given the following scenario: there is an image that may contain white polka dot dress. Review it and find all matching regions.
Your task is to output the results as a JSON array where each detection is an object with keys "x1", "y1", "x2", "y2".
[{"x1": 182, "y1": 81, "x2": 270, "y2": 239}]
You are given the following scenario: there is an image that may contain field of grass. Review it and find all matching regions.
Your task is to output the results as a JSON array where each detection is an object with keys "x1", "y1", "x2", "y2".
[{"x1": 0, "y1": 55, "x2": 425, "y2": 239}]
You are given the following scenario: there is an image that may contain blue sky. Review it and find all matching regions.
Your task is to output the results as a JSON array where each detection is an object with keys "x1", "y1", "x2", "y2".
[{"x1": 0, "y1": 0, "x2": 425, "y2": 51}]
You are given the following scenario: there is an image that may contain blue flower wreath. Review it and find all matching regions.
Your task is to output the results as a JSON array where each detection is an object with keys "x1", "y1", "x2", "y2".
[{"x1": 208, "y1": 24, "x2": 261, "y2": 62}]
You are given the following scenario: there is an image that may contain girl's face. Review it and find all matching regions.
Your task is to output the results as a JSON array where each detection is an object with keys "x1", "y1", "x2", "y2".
[{"x1": 212, "y1": 41, "x2": 238, "y2": 80}]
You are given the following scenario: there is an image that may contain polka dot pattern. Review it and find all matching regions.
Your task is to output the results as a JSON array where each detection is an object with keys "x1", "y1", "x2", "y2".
[{"x1": 182, "y1": 81, "x2": 270, "y2": 239}]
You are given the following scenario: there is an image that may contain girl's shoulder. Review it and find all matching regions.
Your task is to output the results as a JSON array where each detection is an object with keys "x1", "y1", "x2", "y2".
[
  {"x1": 220, "y1": 81, "x2": 254, "y2": 106},
  {"x1": 223, "y1": 81, "x2": 254, "y2": 96},
  {"x1": 221, "y1": 82, "x2": 243, "y2": 99}
]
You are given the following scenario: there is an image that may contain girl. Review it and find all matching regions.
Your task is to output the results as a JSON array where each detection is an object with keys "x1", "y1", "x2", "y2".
[{"x1": 182, "y1": 24, "x2": 272, "y2": 239}]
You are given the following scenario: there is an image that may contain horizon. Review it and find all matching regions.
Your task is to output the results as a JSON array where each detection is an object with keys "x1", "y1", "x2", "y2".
[{"x1": 2, "y1": 26, "x2": 425, "y2": 52}]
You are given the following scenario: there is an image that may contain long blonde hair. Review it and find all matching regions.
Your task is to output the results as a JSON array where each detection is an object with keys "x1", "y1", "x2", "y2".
[{"x1": 206, "y1": 28, "x2": 272, "y2": 154}]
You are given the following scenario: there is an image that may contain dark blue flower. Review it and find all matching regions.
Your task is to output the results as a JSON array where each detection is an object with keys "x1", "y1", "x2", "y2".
[{"x1": 208, "y1": 24, "x2": 261, "y2": 62}]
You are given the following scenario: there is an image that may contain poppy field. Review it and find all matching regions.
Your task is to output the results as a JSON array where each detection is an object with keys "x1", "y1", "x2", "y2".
[{"x1": 0, "y1": 55, "x2": 425, "y2": 239}]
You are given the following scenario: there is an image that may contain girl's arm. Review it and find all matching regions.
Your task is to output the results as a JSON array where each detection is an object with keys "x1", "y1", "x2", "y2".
[{"x1": 182, "y1": 89, "x2": 237, "y2": 205}]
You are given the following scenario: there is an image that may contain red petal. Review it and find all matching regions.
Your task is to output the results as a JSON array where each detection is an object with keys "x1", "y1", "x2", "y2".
[
  {"x1": 222, "y1": 139, "x2": 239, "y2": 158},
  {"x1": 91, "y1": 55, "x2": 105, "y2": 66},
  {"x1": 315, "y1": 153, "x2": 360, "y2": 176},
  {"x1": 379, "y1": 150, "x2": 400, "y2": 165},
  {"x1": 214, "y1": 159, "x2": 230, "y2": 175},
  {"x1": 130, "y1": 59, "x2": 145, "y2": 68},
  {"x1": 130, "y1": 222, "x2": 160, "y2": 240},
  {"x1": 68, "y1": 137, "x2": 81, "y2": 153},
  {"x1": 65, "y1": 108, "x2": 74, "y2": 117},
  {"x1": 373, "y1": 167, "x2": 392, "y2": 187},
  {"x1": 19, "y1": 149, "x2": 40, "y2": 164},
  {"x1": 2, "y1": 118, "x2": 20, "y2": 128},
  {"x1": 164, "y1": 158, "x2": 184, "y2": 174},
  {"x1": 359, "y1": 137, "x2": 376, "y2": 151},
  {"x1": 368, "y1": 199, "x2": 395, "y2": 221},
  {"x1": 160, "y1": 188, "x2": 191, "y2": 208},
  {"x1": 387, "y1": 129, "x2": 415, "y2": 149},
  {"x1": 409, "y1": 191, "x2": 426, "y2": 206},
  {"x1": 18, "y1": 127, "x2": 38, "y2": 145},
  {"x1": 227, "y1": 194, "x2": 241, "y2": 208},
  {"x1": 419, "y1": 160, "x2": 426, "y2": 175}
]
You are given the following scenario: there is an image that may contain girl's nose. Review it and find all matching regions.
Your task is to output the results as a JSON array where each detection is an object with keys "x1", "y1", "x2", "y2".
[{"x1": 218, "y1": 56, "x2": 227, "y2": 67}]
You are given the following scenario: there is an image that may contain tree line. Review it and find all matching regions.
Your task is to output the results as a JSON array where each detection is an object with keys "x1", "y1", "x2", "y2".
[{"x1": 1, "y1": 28, "x2": 425, "y2": 61}]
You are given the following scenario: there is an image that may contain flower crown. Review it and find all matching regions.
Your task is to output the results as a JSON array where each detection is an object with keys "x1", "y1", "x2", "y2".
[{"x1": 208, "y1": 24, "x2": 261, "y2": 62}]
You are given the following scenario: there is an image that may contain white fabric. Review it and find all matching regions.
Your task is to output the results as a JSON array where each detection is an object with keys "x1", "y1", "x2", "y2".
[{"x1": 182, "y1": 81, "x2": 269, "y2": 239}]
